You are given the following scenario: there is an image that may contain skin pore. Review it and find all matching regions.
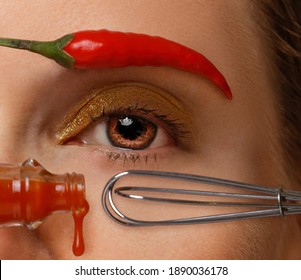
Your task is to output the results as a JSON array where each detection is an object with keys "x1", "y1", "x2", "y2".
[{"x1": 0, "y1": 0, "x2": 300, "y2": 259}]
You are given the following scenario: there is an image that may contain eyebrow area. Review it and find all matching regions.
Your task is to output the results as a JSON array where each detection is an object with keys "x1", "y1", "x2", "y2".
[{"x1": 0, "y1": 29, "x2": 232, "y2": 99}]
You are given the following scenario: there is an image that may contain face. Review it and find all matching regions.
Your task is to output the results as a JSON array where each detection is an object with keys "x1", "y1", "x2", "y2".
[{"x1": 0, "y1": 0, "x2": 300, "y2": 259}]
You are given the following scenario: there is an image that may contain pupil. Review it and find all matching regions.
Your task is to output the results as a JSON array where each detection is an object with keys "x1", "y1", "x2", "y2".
[{"x1": 117, "y1": 117, "x2": 144, "y2": 140}]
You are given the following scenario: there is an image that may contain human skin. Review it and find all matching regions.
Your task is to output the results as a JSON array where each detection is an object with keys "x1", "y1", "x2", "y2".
[{"x1": 0, "y1": 0, "x2": 300, "y2": 259}]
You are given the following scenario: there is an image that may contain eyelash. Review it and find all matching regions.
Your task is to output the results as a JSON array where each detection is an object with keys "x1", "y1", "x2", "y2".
[
  {"x1": 96, "y1": 104, "x2": 189, "y2": 140},
  {"x1": 92, "y1": 149, "x2": 158, "y2": 165}
]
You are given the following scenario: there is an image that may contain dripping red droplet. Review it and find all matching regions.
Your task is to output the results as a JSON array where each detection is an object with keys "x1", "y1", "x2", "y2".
[{"x1": 72, "y1": 200, "x2": 89, "y2": 256}]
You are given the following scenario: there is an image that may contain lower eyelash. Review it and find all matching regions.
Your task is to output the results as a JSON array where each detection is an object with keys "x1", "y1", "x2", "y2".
[
  {"x1": 108, "y1": 152, "x2": 157, "y2": 165},
  {"x1": 92, "y1": 148, "x2": 157, "y2": 165}
]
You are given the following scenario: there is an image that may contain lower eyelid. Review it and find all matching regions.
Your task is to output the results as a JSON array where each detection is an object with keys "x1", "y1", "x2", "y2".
[{"x1": 89, "y1": 145, "x2": 177, "y2": 166}]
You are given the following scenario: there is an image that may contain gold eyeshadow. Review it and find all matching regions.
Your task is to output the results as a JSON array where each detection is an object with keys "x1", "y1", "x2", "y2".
[{"x1": 55, "y1": 82, "x2": 193, "y2": 147}]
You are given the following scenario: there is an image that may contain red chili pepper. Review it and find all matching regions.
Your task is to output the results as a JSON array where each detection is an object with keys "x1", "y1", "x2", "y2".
[{"x1": 0, "y1": 30, "x2": 232, "y2": 99}]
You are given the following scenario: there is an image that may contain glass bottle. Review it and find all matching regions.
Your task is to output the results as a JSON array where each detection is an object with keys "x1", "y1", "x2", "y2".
[{"x1": 0, "y1": 158, "x2": 89, "y2": 256}]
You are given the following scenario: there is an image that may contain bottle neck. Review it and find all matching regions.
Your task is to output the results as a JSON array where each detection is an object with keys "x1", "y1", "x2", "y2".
[{"x1": 64, "y1": 173, "x2": 86, "y2": 212}]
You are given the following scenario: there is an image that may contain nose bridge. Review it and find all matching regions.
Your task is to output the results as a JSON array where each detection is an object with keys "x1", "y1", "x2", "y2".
[
  {"x1": 0, "y1": 53, "x2": 58, "y2": 164},
  {"x1": 0, "y1": 90, "x2": 29, "y2": 163}
]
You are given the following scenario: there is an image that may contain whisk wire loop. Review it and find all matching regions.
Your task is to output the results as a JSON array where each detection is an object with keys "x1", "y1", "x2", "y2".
[{"x1": 102, "y1": 170, "x2": 301, "y2": 226}]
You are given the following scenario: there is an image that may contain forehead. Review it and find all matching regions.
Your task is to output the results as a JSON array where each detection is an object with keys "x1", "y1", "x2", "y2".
[{"x1": 0, "y1": 1, "x2": 254, "y2": 48}]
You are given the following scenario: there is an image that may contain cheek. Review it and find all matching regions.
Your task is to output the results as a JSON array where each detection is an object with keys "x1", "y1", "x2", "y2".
[
  {"x1": 207, "y1": 219, "x2": 282, "y2": 259},
  {"x1": 0, "y1": 227, "x2": 52, "y2": 259},
  {"x1": 166, "y1": 219, "x2": 286, "y2": 259},
  {"x1": 80, "y1": 217, "x2": 285, "y2": 259}
]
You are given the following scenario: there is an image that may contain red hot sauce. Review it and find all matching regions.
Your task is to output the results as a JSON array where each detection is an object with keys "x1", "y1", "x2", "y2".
[{"x1": 0, "y1": 159, "x2": 89, "y2": 257}]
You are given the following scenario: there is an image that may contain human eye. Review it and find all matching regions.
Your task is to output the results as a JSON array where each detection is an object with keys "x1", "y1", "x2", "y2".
[{"x1": 55, "y1": 82, "x2": 193, "y2": 163}]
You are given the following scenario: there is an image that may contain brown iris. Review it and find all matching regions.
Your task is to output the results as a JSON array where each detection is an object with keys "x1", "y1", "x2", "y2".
[{"x1": 107, "y1": 116, "x2": 157, "y2": 150}]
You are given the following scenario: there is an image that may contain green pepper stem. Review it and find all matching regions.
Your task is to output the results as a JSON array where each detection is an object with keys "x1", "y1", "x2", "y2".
[{"x1": 0, "y1": 34, "x2": 75, "y2": 68}]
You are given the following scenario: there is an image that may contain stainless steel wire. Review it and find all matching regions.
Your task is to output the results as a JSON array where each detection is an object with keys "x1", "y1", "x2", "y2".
[{"x1": 102, "y1": 170, "x2": 301, "y2": 226}]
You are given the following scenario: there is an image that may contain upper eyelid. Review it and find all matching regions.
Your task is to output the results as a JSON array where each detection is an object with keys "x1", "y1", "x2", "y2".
[{"x1": 44, "y1": 66, "x2": 213, "y2": 130}]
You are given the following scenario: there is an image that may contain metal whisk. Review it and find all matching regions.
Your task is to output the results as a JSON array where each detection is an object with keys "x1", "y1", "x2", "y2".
[{"x1": 102, "y1": 170, "x2": 301, "y2": 226}]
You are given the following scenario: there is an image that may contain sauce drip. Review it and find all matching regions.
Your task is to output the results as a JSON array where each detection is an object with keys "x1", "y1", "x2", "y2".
[{"x1": 72, "y1": 201, "x2": 89, "y2": 256}]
